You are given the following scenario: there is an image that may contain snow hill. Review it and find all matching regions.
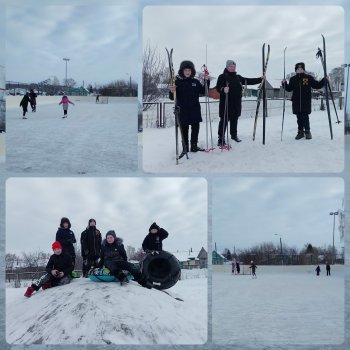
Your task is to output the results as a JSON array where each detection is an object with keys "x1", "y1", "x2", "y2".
[{"x1": 6, "y1": 276, "x2": 207, "y2": 345}]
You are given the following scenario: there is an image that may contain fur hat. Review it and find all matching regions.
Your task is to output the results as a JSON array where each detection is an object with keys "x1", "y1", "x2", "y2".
[
  {"x1": 149, "y1": 222, "x2": 159, "y2": 232},
  {"x1": 178, "y1": 60, "x2": 196, "y2": 77},
  {"x1": 295, "y1": 62, "x2": 305, "y2": 71},
  {"x1": 60, "y1": 217, "x2": 71, "y2": 228},
  {"x1": 226, "y1": 60, "x2": 236, "y2": 68},
  {"x1": 106, "y1": 230, "x2": 116, "y2": 239},
  {"x1": 52, "y1": 241, "x2": 62, "y2": 250}
]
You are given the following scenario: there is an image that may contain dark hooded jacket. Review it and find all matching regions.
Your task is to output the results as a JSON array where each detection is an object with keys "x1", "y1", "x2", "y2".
[
  {"x1": 142, "y1": 223, "x2": 169, "y2": 251},
  {"x1": 29, "y1": 90, "x2": 37, "y2": 104},
  {"x1": 55, "y1": 217, "x2": 76, "y2": 259},
  {"x1": 283, "y1": 73, "x2": 325, "y2": 114},
  {"x1": 20, "y1": 94, "x2": 30, "y2": 108},
  {"x1": 80, "y1": 220, "x2": 102, "y2": 259},
  {"x1": 45, "y1": 251, "x2": 74, "y2": 276},
  {"x1": 99, "y1": 232, "x2": 127, "y2": 267},
  {"x1": 216, "y1": 69, "x2": 262, "y2": 118},
  {"x1": 169, "y1": 60, "x2": 209, "y2": 126}
]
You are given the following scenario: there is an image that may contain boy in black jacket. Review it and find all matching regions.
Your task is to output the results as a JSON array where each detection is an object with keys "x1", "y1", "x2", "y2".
[
  {"x1": 24, "y1": 241, "x2": 73, "y2": 297},
  {"x1": 142, "y1": 222, "x2": 169, "y2": 253},
  {"x1": 20, "y1": 92, "x2": 31, "y2": 119}
]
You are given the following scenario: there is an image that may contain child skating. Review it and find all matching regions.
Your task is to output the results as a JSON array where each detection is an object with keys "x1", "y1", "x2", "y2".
[
  {"x1": 20, "y1": 92, "x2": 30, "y2": 119},
  {"x1": 59, "y1": 95, "x2": 75, "y2": 118},
  {"x1": 249, "y1": 260, "x2": 257, "y2": 278}
]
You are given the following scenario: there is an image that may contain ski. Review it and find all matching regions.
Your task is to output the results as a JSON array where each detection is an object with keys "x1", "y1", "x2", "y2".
[
  {"x1": 165, "y1": 48, "x2": 189, "y2": 163},
  {"x1": 253, "y1": 43, "x2": 270, "y2": 141},
  {"x1": 316, "y1": 35, "x2": 333, "y2": 140},
  {"x1": 132, "y1": 281, "x2": 184, "y2": 301},
  {"x1": 281, "y1": 47, "x2": 287, "y2": 141}
]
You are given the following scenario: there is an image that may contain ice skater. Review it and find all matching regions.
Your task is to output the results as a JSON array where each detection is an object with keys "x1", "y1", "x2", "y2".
[
  {"x1": 249, "y1": 260, "x2": 257, "y2": 278},
  {"x1": 59, "y1": 95, "x2": 75, "y2": 118},
  {"x1": 326, "y1": 261, "x2": 331, "y2": 276},
  {"x1": 29, "y1": 89, "x2": 37, "y2": 112},
  {"x1": 19, "y1": 92, "x2": 30, "y2": 119},
  {"x1": 232, "y1": 258, "x2": 236, "y2": 274},
  {"x1": 315, "y1": 265, "x2": 321, "y2": 276},
  {"x1": 236, "y1": 261, "x2": 240, "y2": 274}
]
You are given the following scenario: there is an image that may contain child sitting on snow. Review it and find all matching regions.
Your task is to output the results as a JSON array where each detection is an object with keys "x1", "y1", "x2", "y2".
[{"x1": 59, "y1": 95, "x2": 75, "y2": 118}]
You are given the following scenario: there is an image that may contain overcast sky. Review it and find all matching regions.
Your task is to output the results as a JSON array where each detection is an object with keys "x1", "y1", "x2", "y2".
[
  {"x1": 143, "y1": 5, "x2": 344, "y2": 87},
  {"x1": 6, "y1": 178, "x2": 207, "y2": 256},
  {"x1": 5, "y1": 4, "x2": 138, "y2": 85},
  {"x1": 212, "y1": 177, "x2": 344, "y2": 253}
]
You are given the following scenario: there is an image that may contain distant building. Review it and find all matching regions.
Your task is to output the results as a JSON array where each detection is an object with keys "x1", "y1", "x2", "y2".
[
  {"x1": 172, "y1": 247, "x2": 207, "y2": 269},
  {"x1": 212, "y1": 250, "x2": 226, "y2": 265}
]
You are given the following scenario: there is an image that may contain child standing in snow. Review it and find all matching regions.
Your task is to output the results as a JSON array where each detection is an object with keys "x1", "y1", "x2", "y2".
[
  {"x1": 20, "y1": 92, "x2": 30, "y2": 119},
  {"x1": 59, "y1": 95, "x2": 75, "y2": 118},
  {"x1": 315, "y1": 265, "x2": 321, "y2": 276},
  {"x1": 326, "y1": 262, "x2": 331, "y2": 276},
  {"x1": 142, "y1": 222, "x2": 169, "y2": 253},
  {"x1": 249, "y1": 261, "x2": 257, "y2": 278}
]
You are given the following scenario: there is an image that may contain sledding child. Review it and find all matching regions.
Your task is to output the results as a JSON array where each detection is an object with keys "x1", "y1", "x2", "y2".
[
  {"x1": 56, "y1": 217, "x2": 76, "y2": 268},
  {"x1": 249, "y1": 261, "x2": 257, "y2": 278},
  {"x1": 81, "y1": 218, "x2": 102, "y2": 277},
  {"x1": 20, "y1": 92, "x2": 30, "y2": 119},
  {"x1": 282, "y1": 62, "x2": 326, "y2": 140},
  {"x1": 98, "y1": 230, "x2": 152, "y2": 288},
  {"x1": 316, "y1": 265, "x2": 321, "y2": 276},
  {"x1": 142, "y1": 222, "x2": 169, "y2": 253},
  {"x1": 59, "y1": 95, "x2": 75, "y2": 118},
  {"x1": 24, "y1": 241, "x2": 73, "y2": 297},
  {"x1": 169, "y1": 60, "x2": 209, "y2": 158}
]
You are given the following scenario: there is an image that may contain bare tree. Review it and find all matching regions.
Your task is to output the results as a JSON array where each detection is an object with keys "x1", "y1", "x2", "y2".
[
  {"x1": 330, "y1": 66, "x2": 344, "y2": 91},
  {"x1": 5, "y1": 253, "x2": 18, "y2": 270}
]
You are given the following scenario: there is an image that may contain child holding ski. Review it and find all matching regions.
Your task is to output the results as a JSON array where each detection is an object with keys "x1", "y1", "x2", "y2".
[
  {"x1": 282, "y1": 62, "x2": 325, "y2": 140},
  {"x1": 59, "y1": 95, "x2": 75, "y2": 118},
  {"x1": 169, "y1": 60, "x2": 209, "y2": 158}
]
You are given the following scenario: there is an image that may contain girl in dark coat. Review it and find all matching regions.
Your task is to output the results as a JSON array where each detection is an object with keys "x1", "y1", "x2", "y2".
[
  {"x1": 282, "y1": 62, "x2": 325, "y2": 140},
  {"x1": 29, "y1": 89, "x2": 37, "y2": 112},
  {"x1": 315, "y1": 265, "x2": 321, "y2": 276},
  {"x1": 19, "y1": 92, "x2": 30, "y2": 119},
  {"x1": 216, "y1": 60, "x2": 262, "y2": 144},
  {"x1": 56, "y1": 217, "x2": 76, "y2": 267},
  {"x1": 81, "y1": 218, "x2": 102, "y2": 277},
  {"x1": 142, "y1": 222, "x2": 169, "y2": 252},
  {"x1": 169, "y1": 60, "x2": 209, "y2": 157}
]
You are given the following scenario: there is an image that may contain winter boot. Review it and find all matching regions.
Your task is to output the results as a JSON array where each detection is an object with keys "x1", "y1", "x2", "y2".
[
  {"x1": 24, "y1": 286, "x2": 35, "y2": 298},
  {"x1": 295, "y1": 131, "x2": 305, "y2": 140},
  {"x1": 217, "y1": 138, "x2": 226, "y2": 147},
  {"x1": 231, "y1": 136, "x2": 242, "y2": 143},
  {"x1": 41, "y1": 282, "x2": 52, "y2": 290},
  {"x1": 190, "y1": 143, "x2": 205, "y2": 152},
  {"x1": 305, "y1": 131, "x2": 312, "y2": 140}
]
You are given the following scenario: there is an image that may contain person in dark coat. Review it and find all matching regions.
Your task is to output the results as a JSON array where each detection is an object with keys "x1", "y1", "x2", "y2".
[
  {"x1": 24, "y1": 241, "x2": 73, "y2": 297},
  {"x1": 142, "y1": 222, "x2": 169, "y2": 252},
  {"x1": 56, "y1": 217, "x2": 76, "y2": 268},
  {"x1": 216, "y1": 60, "x2": 262, "y2": 144},
  {"x1": 19, "y1": 92, "x2": 30, "y2": 119},
  {"x1": 326, "y1": 261, "x2": 331, "y2": 276},
  {"x1": 99, "y1": 230, "x2": 152, "y2": 288},
  {"x1": 316, "y1": 265, "x2": 321, "y2": 276},
  {"x1": 249, "y1": 261, "x2": 257, "y2": 278},
  {"x1": 236, "y1": 261, "x2": 240, "y2": 274},
  {"x1": 169, "y1": 60, "x2": 209, "y2": 158},
  {"x1": 282, "y1": 62, "x2": 325, "y2": 140},
  {"x1": 81, "y1": 218, "x2": 102, "y2": 277},
  {"x1": 29, "y1": 89, "x2": 37, "y2": 112}
]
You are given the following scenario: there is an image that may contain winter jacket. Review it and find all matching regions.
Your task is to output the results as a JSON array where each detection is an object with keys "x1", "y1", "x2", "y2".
[
  {"x1": 29, "y1": 91, "x2": 37, "y2": 103},
  {"x1": 169, "y1": 76, "x2": 208, "y2": 126},
  {"x1": 59, "y1": 96, "x2": 74, "y2": 110},
  {"x1": 45, "y1": 251, "x2": 74, "y2": 277},
  {"x1": 249, "y1": 264, "x2": 257, "y2": 273},
  {"x1": 56, "y1": 227, "x2": 76, "y2": 259},
  {"x1": 142, "y1": 228, "x2": 169, "y2": 251},
  {"x1": 81, "y1": 226, "x2": 102, "y2": 258},
  {"x1": 20, "y1": 95, "x2": 30, "y2": 108},
  {"x1": 99, "y1": 237, "x2": 127, "y2": 267},
  {"x1": 283, "y1": 73, "x2": 325, "y2": 114},
  {"x1": 216, "y1": 69, "x2": 262, "y2": 118}
]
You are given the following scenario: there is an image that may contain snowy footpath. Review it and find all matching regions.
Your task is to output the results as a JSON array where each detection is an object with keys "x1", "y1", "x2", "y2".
[
  {"x1": 6, "y1": 274, "x2": 207, "y2": 345},
  {"x1": 142, "y1": 101, "x2": 344, "y2": 173},
  {"x1": 212, "y1": 264, "x2": 344, "y2": 345},
  {"x1": 6, "y1": 96, "x2": 138, "y2": 174}
]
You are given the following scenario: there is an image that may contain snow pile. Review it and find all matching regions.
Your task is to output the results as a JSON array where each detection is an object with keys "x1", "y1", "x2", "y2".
[
  {"x1": 6, "y1": 277, "x2": 207, "y2": 344},
  {"x1": 212, "y1": 264, "x2": 344, "y2": 345},
  {"x1": 180, "y1": 268, "x2": 208, "y2": 280}
]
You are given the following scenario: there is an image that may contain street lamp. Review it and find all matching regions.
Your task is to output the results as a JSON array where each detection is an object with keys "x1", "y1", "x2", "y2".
[
  {"x1": 63, "y1": 58, "x2": 70, "y2": 87},
  {"x1": 330, "y1": 211, "x2": 339, "y2": 265},
  {"x1": 274, "y1": 234, "x2": 283, "y2": 265}
]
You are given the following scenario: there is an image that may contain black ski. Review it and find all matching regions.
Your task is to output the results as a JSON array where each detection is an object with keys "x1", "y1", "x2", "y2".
[
  {"x1": 281, "y1": 47, "x2": 287, "y2": 141},
  {"x1": 165, "y1": 48, "x2": 189, "y2": 163},
  {"x1": 316, "y1": 35, "x2": 333, "y2": 140}
]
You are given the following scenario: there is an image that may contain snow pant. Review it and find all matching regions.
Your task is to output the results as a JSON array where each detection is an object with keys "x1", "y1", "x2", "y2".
[
  {"x1": 31, "y1": 273, "x2": 72, "y2": 291},
  {"x1": 296, "y1": 112, "x2": 310, "y2": 132},
  {"x1": 218, "y1": 114, "x2": 239, "y2": 140},
  {"x1": 63, "y1": 109, "x2": 68, "y2": 116},
  {"x1": 180, "y1": 122, "x2": 200, "y2": 151},
  {"x1": 22, "y1": 106, "x2": 28, "y2": 116},
  {"x1": 30, "y1": 101, "x2": 36, "y2": 112},
  {"x1": 316, "y1": 271, "x2": 320, "y2": 276},
  {"x1": 82, "y1": 256, "x2": 99, "y2": 276},
  {"x1": 327, "y1": 269, "x2": 330, "y2": 276},
  {"x1": 104, "y1": 260, "x2": 143, "y2": 281}
]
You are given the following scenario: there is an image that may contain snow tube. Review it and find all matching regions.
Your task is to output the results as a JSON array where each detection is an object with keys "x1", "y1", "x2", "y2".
[
  {"x1": 88, "y1": 268, "x2": 133, "y2": 283},
  {"x1": 141, "y1": 250, "x2": 181, "y2": 290}
]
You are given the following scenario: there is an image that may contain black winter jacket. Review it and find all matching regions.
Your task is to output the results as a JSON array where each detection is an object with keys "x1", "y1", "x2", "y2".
[
  {"x1": 20, "y1": 95, "x2": 30, "y2": 108},
  {"x1": 169, "y1": 76, "x2": 208, "y2": 126},
  {"x1": 56, "y1": 227, "x2": 76, "y2": 258},
  {"x1": 283, "y1": 73, "x2": 325, "y2": 114},
  {"x1": 45, "y1": 252, "x2": 73, "y2": 276},
  {"x1": 99, "y1": 237, "x2": 127, "y2": 267},
  {"x1": 142, "y1": 228, "x2": 169, "y2": 251},
  {"x1": 216, "y1": 69, "x2": 261, "y2": 118},
  {"x1": 29, "y1": 91, "x2": 37, "y2": 103},
  {"x1": 80, "y1": 227, "x2": 102, "y2": 258}
]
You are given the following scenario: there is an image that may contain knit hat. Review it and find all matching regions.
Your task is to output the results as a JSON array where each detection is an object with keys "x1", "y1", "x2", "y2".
[
  {"x1": 295, "y1": 62, "x2": 305, "y2": 71},
  {"x1": 88, "y1": 218, "x2": 96, "y2": 226},
  {"x1": 52, "y1": 241, "x2": 62, "y2": 250},
  {"x1": 178, "y1": 60, "x2": 196, "y2": 77},
  {"x1": 106, "y1": 230, "x2": 116, "y2": 239},
  {"x1": 60, "y1": 217, "x2": 71, "y2": 228},
  {"x1": 149, "y1": 222, "x2": 159, "y2": 232},
  {"x1": 226, "y1": 60, "x2": 236, "y2": 68}
]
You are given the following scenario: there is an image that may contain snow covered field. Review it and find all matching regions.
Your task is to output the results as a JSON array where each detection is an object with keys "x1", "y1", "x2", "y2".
[
  {"x1": 142, "y1": 99, "x2": 344, "y2": 173},
  {"x1": 0, "y1": 132, "x2": 4, "y2": 162},
  {"x1": 6, "y1": 271, "x2": 207, "y2": 345},
  {"x1": 6, "y1": 96, "x2": 138, "y2": 174},
  {"x1": 212, "y1": 264, "x2": 344, "y2": 345}
]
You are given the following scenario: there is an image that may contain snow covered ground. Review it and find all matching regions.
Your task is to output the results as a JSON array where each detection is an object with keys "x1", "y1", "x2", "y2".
[
  {"x1": 0, "y1": 132, "x2": 4, "y2": 162},
  {"x1": 212, "y1": 264, "x2": 344, "y2": 345},
  {"x1": 6, "y1": 271, "x2": 207, "y2": 345},
  {"x1": 142, "y1": 99, "x2": 344, "y2": 173},
  {"x1": 5, "y1": 96, "x2": 138, "y2": 174}
]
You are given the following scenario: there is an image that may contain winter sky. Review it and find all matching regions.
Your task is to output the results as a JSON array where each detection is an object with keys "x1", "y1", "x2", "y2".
[
  {"x1": 5, "y1": 2, "x2": 138, "y2": 86},
  {"x1": 143, "y1": 5, "x2": 344, "y2": 87},
  {"x1": 212, "y1": 177, "x2": 344, "y2": 253},
  {"x1": 6, "y1": 178, "x2": 207, "y2": 256}
]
